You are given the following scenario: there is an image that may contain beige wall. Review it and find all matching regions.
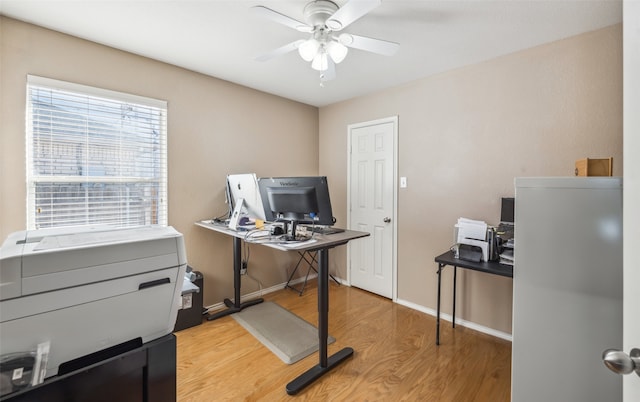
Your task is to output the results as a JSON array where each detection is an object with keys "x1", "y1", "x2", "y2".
[
  {"x1": 319, "y1": 24, "x2": 623, "y2": 335},
  {"x1": 0, "y1": 17, "x2": 319, "y2": 307},
  {"x1": 1, "y1": 16, "x2": 623, "y2": 335}
]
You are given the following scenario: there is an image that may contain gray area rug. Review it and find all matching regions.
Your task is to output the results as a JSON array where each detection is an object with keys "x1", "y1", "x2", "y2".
[{"x1": 232, "y1": 301, "x2": 335, "y2": 364}]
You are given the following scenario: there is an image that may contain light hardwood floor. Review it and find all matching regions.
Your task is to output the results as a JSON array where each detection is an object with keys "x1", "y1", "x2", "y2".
[{"x1": 175, "y1": 281, "x2": 511, "y2": 401}]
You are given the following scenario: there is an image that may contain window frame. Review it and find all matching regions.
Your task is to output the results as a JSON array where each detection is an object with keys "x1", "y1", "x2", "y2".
[{"x1": 25, "y1": 75, "x2": 168, "y2": 230}]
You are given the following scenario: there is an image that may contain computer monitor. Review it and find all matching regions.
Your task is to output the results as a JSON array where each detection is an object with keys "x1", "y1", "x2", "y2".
[
  {"x1": 263, "y1": 186, "x2": 319, "y2": 223},
  {"x1": 226, "y1": 173, "x2": 266, "y2": 221},
  {"x1": 500, "y1": 197, "x2": 515, "y2": 225},
  {"x1": 257, "y1": 176, "x2": 336, "y2": 239}
]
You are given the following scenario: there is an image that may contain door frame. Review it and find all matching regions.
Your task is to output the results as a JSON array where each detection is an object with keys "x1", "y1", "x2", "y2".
[
  {"x1": 623, "y1": 1, "x2": 640, "y2": 399},
  {"x1": 346, "y1": 115, "x2": 399, "y2": 301}
]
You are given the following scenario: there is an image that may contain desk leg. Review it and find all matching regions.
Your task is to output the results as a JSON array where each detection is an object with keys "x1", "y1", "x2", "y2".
[
  {"x1": 436, "y1": 263, "x2": 444, "y2": 346},
  {"x1": 452, "y1": 265, "x2": 457, "y2": 329},
  {"x1": 207, "y1": 236, "x2": 263, "y2": 321},
  {"x1": 285, "y1": 247, "x2": 353, "y2": 395}
]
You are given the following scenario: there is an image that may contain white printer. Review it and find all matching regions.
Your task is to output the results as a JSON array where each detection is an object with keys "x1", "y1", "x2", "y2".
[{"x1": 0, "y1": 225, "x2": 187, "y2": 379}]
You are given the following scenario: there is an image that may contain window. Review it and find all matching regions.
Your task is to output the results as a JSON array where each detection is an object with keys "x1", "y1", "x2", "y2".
[{"x1": 26, "y1": 75, "x2": 168, "y2": 230}]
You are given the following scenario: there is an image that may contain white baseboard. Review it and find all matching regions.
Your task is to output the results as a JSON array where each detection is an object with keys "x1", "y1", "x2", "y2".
[
  {"x1": 395, "y1": 298, "x2": 513, "y2": 342},
  {"x1": 204, "y1": 274, "x2": 319, "y2": 313},
  {"x1": 205, "y1": 277, "x2": 512, "y2": 343}
]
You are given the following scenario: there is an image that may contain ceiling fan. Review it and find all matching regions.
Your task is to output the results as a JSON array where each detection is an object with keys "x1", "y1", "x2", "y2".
[{"x1": 251, "y1": 0, "x2": 399, "y2": 82}]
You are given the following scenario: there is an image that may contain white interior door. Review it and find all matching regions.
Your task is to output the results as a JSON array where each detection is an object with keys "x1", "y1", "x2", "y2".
[
  {"x1": 623, "y1": 2, "x2": 640, "y2": 400},
  {"x1": 347, "y1": 117, "x2": 397, "y2": 299}
]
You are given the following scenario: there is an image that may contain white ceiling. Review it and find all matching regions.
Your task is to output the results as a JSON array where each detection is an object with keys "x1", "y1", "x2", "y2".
[{"x1": 0, "y1": 0, "x2": 622, "y2": 107}]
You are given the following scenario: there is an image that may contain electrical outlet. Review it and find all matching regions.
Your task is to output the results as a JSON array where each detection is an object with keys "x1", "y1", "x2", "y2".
[{"x1": 240, "y1": 261, "x2": 247, "y2": 275}]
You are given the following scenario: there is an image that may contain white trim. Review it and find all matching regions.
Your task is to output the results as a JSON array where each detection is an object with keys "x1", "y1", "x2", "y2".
[
  {"x1": 204, "y1": 274, "x2": 317, "y2": 313},
  {"x1": 205, "y1": 279, "x2": 512, "y2": 343},
  {"x1": 396, "y1": 297, "x2": 513, "y2": 342},
  {"x1": 27, "y1": 75, "x2": 167, "y2": 109},
  {"x1": 346, "y1": 116, "x2": 399, "y2": 301},
  {"x1": 204, "y1": 274, "x2": 356, "y2": 313}
]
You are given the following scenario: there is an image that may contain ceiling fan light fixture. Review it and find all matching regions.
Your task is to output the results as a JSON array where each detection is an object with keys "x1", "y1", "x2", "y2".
[
  {"x1": 338, "y1": 33, "x2": 354, "y2": 46},
  {"x1": 296, "y1": 25, "x2": 314, "y2": 33},
  {"x1": 326, "y1": 18, "x2": 342, "y2": 30},
  {"x1": 298, "y1": 38, "x2": 320, "y2": 62},
  {"x1": 327, "y1": 40, "x2": 348, "y2": 63},
  {"x1": 303, "y1": 0, "x2": 339, "y2": 27},
  {"x1": 311, "y1": 51, "x2": 329, "y2": 71},
  {"x1": 253, "y1": 0, "x2": 396, "y2": 82}
]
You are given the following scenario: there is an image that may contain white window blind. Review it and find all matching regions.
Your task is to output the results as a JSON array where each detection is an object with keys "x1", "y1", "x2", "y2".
[{"x1": 26, "y1": 75, "x2": 168, "y2": 230}]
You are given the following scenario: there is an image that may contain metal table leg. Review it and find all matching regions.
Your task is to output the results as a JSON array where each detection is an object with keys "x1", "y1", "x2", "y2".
[
  {"x1": 453, "y1": 265, "x2": 457, "y2": 329},
  {"x1": 436, "y1": 262, "x2": 444, "y2": 345},
  {"x1": 285, "y1": 247, "x2": 353, "y2": 395},
  {"x1": 207, "y1": 236, "x2": 263, "y2": 321}
]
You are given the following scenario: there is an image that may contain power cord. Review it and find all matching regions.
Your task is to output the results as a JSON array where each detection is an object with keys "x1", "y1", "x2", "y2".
[
  {"x1": 210, "y1": 209, "x2": 230, "y2": 224},
  {"x1": 238, "y1": 239, "x2": 263, "y2": 297}
]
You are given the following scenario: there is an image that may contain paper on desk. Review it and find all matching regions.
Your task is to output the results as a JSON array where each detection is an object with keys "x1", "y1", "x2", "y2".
[
  {"x1": 277, "y1": 239, "x2": 318, "y2": 249},
  {"x1": 456, "y1": 217, "x2": 487, "y2": 242}
]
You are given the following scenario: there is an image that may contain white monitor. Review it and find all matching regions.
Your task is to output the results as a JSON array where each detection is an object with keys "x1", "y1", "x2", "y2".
[{"x1": 226, "y1": 173, "x2": 266, "y2": 221}]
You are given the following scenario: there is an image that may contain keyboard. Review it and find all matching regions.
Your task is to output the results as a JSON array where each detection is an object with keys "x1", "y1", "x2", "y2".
[{"x1": 307, "y1": 226, "x2": 345, "y2": 235}]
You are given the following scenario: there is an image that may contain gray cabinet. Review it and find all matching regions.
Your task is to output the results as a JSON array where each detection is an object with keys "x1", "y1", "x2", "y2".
[{"x1": 512, "y1": 177, "x2": 623, "y2": 401}]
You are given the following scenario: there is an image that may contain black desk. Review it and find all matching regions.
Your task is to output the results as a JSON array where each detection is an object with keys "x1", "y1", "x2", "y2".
[
  {"x1": 434, "y1": 250, "x2": 513, "y2": 345},
  {"x1": 196, "y1": 221, "x2": 369, "y2": 395},
  {"x1": 1, "y1": 335, "x2": 175, "y2": 402},
  {"x1": 199, "y1": 224, "x2": 265, "y2": 321}
]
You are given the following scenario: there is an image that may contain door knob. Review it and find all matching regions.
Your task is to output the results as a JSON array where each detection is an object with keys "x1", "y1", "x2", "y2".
[
  {"x1": 602, "y1": 348, "x2": 640, "y2": 377},
  {"x1": 383, "y1": 217, "x2": 391, "y2": 223}
]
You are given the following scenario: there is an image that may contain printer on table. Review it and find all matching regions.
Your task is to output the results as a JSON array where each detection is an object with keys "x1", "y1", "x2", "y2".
[{"x1": 0, "y1": 225, "x2": 187, "y2": 381}]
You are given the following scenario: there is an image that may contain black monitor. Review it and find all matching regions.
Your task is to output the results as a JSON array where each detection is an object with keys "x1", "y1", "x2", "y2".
[
  {"x1": 500, "y1": 197, "x2": 515, "y2": 225},
  {"x1": 257, "y1": 176, "x2": 335, "y2": 240},
  {"x1": 263, "y1": 186, "x2": 318, "y2": 223}
]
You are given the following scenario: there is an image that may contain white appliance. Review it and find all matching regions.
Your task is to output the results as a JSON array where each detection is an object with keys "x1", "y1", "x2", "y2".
[
  {"x1": 512, "y1": 177, "x2": 623, "y2": 401},
  {"x1": 0, "y1": 225, "x2": 187, "y2": 378}
]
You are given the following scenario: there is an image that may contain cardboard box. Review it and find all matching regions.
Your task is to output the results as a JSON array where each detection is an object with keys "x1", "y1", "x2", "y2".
[{"x1": 575, "y1": 158, "x2": 612, "y2": 176}]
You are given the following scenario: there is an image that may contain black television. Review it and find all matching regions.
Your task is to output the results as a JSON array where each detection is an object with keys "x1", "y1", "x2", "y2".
[
  {"x1": 257, "y1": 176, "x2": 335, "y2": 240},
  {"x1": 500, "y1": 197, "x2": 515, "y2": 225}
]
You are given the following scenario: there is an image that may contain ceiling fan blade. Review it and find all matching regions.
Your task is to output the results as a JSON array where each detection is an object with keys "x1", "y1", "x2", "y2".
[
  {"x1": 250, "y1": 6, "x2": 313, "y2": 32},
  {"x1": 339, "y1": 33, "x2": 399, "y2": 56},
  {"x1": 320, "y1": 59, "x2": 336, "y2": 82},
  {"x1": 326, "y1": 0, "x2": 381, "y2": 31},
  {"x1": 255, "y1": 40, "x2": 305, "y2": 62}
]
